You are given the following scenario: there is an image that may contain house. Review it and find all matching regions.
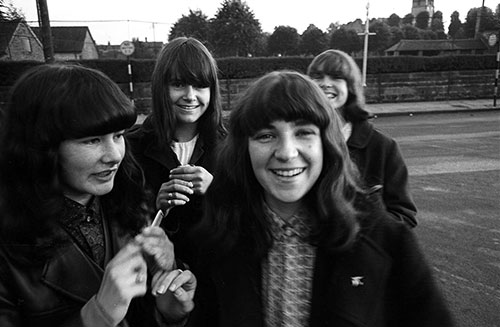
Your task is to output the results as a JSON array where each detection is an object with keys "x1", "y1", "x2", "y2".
[
  {"x1": 385, "y1": 39, "x2": 489, "y2": 56},
  {"x1": 0, "y1": 19, "x2": 44, "y2": 61},
  {"x1": 32, "y1": 26, "x2": 99, "y2": 60}
]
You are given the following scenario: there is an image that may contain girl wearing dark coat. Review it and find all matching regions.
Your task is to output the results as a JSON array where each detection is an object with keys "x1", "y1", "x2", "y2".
[
  {"x1": 0, "y1": 64, "x2": 196, "y2": 327},
  {"x1": 308, "y1": 49, "x2": 417, "y2": 227},
  {"x1": 189, "y1": 70, "x2": 454, "y2": 327},
  {"x1": 127, "y1": 37, "x2": 226, "y2": 264}
]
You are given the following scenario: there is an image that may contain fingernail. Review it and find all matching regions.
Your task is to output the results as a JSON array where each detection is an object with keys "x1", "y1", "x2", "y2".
[
  {"x1": 169, "y1": 283, "x2": 177, "y2": 292},
  {"x1": 157, "y1": 285, "x2": 167, "y2": 294}
]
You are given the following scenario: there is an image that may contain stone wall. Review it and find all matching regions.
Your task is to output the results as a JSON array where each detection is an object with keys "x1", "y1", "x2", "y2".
[
  {"x1": 1, "y1": 69, "x2": 495, "y2": 114},
  {"x1": 126, "y1": 69, "x2": 496, "y2": 114}
]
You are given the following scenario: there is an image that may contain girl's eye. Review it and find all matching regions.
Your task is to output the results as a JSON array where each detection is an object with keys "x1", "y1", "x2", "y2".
[
  {"x1": 252, "y1": 132, "x2": 274, "y2": 142},
  {"x1": 170, "y1": 81, "x2": 185, "y2": 88},
  {"x1": 83, "y1": 137, "x2": 101, "y2": 145},
  {"x1": 114, "y1": 131, "x2": 125, "y2": 140}
]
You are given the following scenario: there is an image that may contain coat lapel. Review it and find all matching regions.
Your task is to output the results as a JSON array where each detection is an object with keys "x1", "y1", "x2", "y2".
[{"x1": 41, "y1": 241, "x2": 103, "y2": 303}]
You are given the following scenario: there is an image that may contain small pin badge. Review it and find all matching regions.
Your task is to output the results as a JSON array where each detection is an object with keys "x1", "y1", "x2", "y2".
[{"x1": 351, "y1": 276, "x2": 364, "y2": 287}]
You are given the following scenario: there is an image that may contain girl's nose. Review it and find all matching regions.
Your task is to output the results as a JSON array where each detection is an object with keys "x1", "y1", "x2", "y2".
[
  {"x1": 183, "y1": 85, "x2": 196, "y2": 101},
  {"x1": 274, "y1": 137, "x2": 299, "y2": 161},
  {"x1": 102, "y1": 139, "x2": 123, "y2": 164}
]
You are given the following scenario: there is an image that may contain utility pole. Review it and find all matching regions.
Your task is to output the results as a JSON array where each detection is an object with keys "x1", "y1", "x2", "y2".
[
  {"x1": 358, "y1": 0, "x2": 376, "y2": 86},
  {"x1": 475, "y1": 0, "x2": 485, "y2": 39},
  {"x1": 36, "y1": 0, "x2": 54, "y2": 63}
]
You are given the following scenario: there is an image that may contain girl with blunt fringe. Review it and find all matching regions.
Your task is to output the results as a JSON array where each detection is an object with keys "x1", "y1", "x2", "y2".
[
  {"x1": 0, "y1": 64, "x2": 196, "y2": 327},
  {"x1": 189, "y1": 70, "x2": 454, "y2": 327},
  {"x1": 127, "y1": 37, "x2": 226, "y2": 265},
  {"x1": 308, "y1": 49, "x2": 418, "y2": 228}
]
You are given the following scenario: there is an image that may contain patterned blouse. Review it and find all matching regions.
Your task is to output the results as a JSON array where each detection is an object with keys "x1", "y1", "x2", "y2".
[
  {"x1": 59, "y1": 197, "x2": 105, "y2": 268},
  {"x1": 262, "y1": 202, "x2": 317, "y2": 327}
]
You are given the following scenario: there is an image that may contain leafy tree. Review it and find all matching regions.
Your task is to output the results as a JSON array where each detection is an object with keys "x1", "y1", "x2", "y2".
[
  {"x1": 448, "y1": 10, "x2": 463, "y2": 39},
  {"x1": 387, "y1": 13, "x2": 401, "y2": 27},
  {"x1": 419, "y1": 29, "x2": 437, "y2": 39},
  {"x1": 209, "y1": 0, "x2": 262, "y2": 57},
  {"x1": 268, "y1": 25, "x2": 300, "y2": 56},
  {"x1": 430, "y1": 11, "x2": 445, "y2": 39},
  {"x1": 0, "y1": 0, "x2": 24, "y2": 21},
  {"x1": 402, "y1": 13, "x2": 414, "y2": 25},
  {"x1": 329, "y1": 27, "x2": 362, "y2": 55},
  {"x1": 389, "y1": 26, "x2": 404, "y2": 46},
  {"x1": 299, "y1": 24, "x2": 328, "y2": 56},
  {"x1": 415, "y1": 11, "x2": 430, "y2": 29},
  {"x1": 368, "y1": 21, "x2": 392, "y2": 54},
  {"x1": 401, "y1": 24, "x2": 420, "y2": 39},
  {"x1": 463, "y1": 6, "x2": 499, "y2": 38},
  {"x1": 169, "y1": 9, "x2": 210, "y2": 44}
]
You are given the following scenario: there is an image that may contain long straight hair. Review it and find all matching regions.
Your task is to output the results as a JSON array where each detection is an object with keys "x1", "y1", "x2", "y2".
[
  {"x1": 196, "y1": 70, "x2": 363, "y2": 257},
  {"x1": 307, "y1": 49, "x2": 372, "y2": 122},
  {"x1": 150, "y1": 37, "x2": 226, "y2": 149},
  {"x1": 0, "y1": 64, "x2": 150, "y2": 259}
]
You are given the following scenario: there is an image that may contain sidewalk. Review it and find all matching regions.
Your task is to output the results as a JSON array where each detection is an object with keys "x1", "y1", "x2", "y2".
[{"x1": 367, "y1": 98, "x2": 499, "y2": 116}]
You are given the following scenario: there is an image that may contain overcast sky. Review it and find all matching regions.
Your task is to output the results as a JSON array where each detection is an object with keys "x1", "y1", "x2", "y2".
[{"x1": 14, "y1": 0, "x2": 482, "y2": 45}]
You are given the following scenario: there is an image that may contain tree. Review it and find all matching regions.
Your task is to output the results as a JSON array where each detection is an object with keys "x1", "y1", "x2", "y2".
[
  {"x1": 0, "y1": 0, "x2": 24, "y2": 21},
  {"x1": 299, "y1": 24, "x2": 328, "y2": 56},
  {"x1": 401, "y1": 24, "x2": 420, "y2": 39},
  {"x1": 430, "y1": 11, "x2": 446, "y2": 39},
  {"x1": 329, "y1": 27, "x2": 362, "y2": 55},
  {"x1": 448, "y1": 10, "x2": 463, "y2": 39},
  {"x1": 209, "y1": 0, "x2": 262, "y2": 57},
  {"x1": 389, "y1": 26, "x2": 404, "y2": 46},
  {"x1": 402, "y1": 13, "x2": 414, "y2": 25},
  {"x1": 415, "y1": 11, "x2": 430, "y2": 29},
  {"x1": 169, "y1": 9, "x2": 210, "y2": 44},
  {"x1": 368, "y1": 21, "x2": 392, "y2": 54},
  {"x1": 268, "y1": 25, "x2": 300, "y2": 56},
  {"x1": 387, "y1": 13, "x2": 401, "y2": 27},
  {"x1": 463, "y1": 6, "x2": 500, "y2": 38}
]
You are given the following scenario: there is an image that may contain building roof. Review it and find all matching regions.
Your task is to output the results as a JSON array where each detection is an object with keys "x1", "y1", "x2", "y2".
[
  {"x1": 385, "y1": 39, "x2": 488, "y2": 52},
  {"x1": 0, "y1": 20, "x2": 22, "y2": 55},
  {"x1": 32, "y1": 26, "x2": 95, "y2": 53}
]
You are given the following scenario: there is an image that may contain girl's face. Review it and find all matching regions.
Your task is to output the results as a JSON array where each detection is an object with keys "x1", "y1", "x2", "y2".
[
  {"x1": 169, "y1": 82, "x2": 210, "y2": 125},
  {"x1": 58, "y1": 131, "x2": 125, "y2": 205},
  {"x1": 248, "y1": 120, "x2": 323, "y2": 215},
  {"x1": 312, "y1": 75, "x2": 348, "y2": 111}
]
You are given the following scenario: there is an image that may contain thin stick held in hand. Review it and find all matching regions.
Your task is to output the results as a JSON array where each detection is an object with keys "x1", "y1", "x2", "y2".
[
  {"x1": 150, "y1": 208, "x2": 172, "y2": 227},
  {"x1": 151, "y1": 210, "x2": 164, "y2": 227}
]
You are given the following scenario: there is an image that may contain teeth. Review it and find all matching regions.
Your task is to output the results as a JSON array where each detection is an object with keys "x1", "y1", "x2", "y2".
[{"x1": 272, "y1": 168, "x2": 304, "y2": 177}]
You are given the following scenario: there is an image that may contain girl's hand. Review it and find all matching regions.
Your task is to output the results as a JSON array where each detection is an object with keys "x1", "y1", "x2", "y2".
[
  {"x1": 152, "y1": 269, "x2": 197, "y2": 322},
  {"x1": 156, "y1": 178, "x2": 194, "y2": 211},
  {"x1": 135, "y1": 226, "x2": 175, "y2": 272},
  {"x1": 96, "y1": 242, "x2": 148, "y2": 325},
  {"x1": 169, "y1": 164, "x2": 213, "y2": 195}
]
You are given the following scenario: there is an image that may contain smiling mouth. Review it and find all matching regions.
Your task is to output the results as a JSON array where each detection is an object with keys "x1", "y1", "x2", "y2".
[
  {"x1": 177, "y1": 104, "x2": 200, "y2": 110},
  {"x1": 94, "y1": 169, "x2": 116, "y2": 178},
  {"x1": 271, "y1": 168, "x2": 305, "y2": 177}
]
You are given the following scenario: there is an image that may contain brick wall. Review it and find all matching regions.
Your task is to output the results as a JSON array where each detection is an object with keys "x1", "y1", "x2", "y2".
[
  {"x1": 124, "y1": 69, "x2": 496, "y2": 114},
  {"x1": 1, "y1": 69, "x2": 495, "y2": 114}
]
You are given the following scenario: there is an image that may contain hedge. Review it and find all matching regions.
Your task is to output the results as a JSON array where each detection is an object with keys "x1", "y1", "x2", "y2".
[{"x1": 0, "y1": 54, "x2": 496, "y2": 86}]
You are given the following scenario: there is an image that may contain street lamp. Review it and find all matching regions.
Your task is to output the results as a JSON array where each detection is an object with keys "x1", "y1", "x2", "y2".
[{"x1": 358, "y1": 0, "x2": 376, "y2": 86}]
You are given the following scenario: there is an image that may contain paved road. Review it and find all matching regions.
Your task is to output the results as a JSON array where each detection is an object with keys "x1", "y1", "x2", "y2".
[{"x1": 372, "y1": 110, "x2": 500, "y2": 327}]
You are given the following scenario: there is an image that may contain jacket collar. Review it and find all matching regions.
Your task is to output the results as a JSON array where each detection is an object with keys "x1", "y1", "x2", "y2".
[
  {"x1": 41, "y1": 218, "x2": 124, "y2": 303},
  {"x1": 143, "y1": 132, "x2": 206, "y2": 168},
  {"x1": 346, "y1": 120, "x2": 374, "y2": 149},
  {"x1": 41, "y1": 241, "x2": 103, "y2": 303}
]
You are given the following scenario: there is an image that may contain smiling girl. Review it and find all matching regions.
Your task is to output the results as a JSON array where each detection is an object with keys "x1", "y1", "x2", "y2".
[
  {"x1": 0, "y1": 64, "x2": 196, "y2": 327},
  {"x1": 127, "y1": 37, "x2": 226, "y2": 265},
  {"x1": 189, "y1": 70, "x2": 454, "y2": 327}
]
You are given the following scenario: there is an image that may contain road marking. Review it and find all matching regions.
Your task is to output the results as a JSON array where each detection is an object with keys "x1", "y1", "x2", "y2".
[
  {"x1": 395, "y1": 131, "x2": 500, "y2": 143},
  {"x1": 407, "y1": 157, "x2": 500, "y2": 176}
]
